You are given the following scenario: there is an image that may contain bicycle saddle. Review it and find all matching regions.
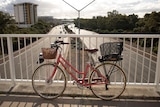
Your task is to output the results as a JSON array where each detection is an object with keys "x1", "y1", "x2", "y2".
[{"x1": 84, "y1": 48, "x2": 98, "y2": 54}]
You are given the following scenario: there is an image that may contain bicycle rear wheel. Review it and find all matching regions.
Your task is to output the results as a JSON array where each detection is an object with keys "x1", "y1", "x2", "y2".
[
  {"x1": 32, "y1": 63, "x2": 66, "y2": 100},
  {"x1": 89, "y1": 62, "x2": 126, "y2": 100}
]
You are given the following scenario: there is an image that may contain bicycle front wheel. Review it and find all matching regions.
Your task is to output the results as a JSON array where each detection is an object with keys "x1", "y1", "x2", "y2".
[
  {"x1": 90, "y1": 62, "x2": 126, "y2": 100},
  {"x1": 32, "y1": 63, "x2": 66, "y2": 100}
]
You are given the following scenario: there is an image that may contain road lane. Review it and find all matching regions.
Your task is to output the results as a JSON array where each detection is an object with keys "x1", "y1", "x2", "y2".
[{"x1": 0, "y1": 25, "x2": 65, "y2": 80}]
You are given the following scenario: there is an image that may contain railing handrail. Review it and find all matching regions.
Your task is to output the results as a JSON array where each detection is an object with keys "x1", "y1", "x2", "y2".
[{"x1": 0, "y1": 34, "x2": 160, "y2": 91}]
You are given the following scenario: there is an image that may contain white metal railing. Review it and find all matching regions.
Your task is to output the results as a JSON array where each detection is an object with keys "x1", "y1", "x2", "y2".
[{"x1": 0, "y1": 34, "x2": 160, "y2": 91}]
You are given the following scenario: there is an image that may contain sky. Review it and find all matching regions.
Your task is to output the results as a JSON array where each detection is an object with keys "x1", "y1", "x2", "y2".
[{"x1": 0, "y1": 0, "x2": 160, "y2": 19}]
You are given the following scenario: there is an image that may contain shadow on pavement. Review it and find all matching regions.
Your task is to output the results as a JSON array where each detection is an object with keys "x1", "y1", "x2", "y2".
[{"x1": 0, "y1": 94, "x2": 160, "y2": 107}]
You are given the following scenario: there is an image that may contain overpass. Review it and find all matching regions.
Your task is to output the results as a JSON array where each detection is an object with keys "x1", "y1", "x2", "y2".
[{"x1": 0, "y1": 26, "x2": 160, "y2": 103}]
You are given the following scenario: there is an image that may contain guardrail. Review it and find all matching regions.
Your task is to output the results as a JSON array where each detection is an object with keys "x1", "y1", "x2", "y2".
[{"x1": 0, "y1": 34, "x2": 160, "y2": 91}]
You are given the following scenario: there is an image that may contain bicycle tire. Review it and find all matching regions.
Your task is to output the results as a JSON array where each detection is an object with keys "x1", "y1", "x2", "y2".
[
  {"x1": 89, "y1": 62, "x2": 126, "y2": 100},
  {"x1": 32, "y1": 63, "x2": 67, "y2": 100}
]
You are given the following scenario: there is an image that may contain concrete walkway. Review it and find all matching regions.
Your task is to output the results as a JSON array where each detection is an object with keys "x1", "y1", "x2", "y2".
[
  {"x1": 0, "y1": 82, "x2": 160, "y2": 107},
  {"x1": 0, "y1": 82, "x2": 160, "y2": 100},
  {"x1": 0, "y1": 94, "x2": 160, "y2": 107}
]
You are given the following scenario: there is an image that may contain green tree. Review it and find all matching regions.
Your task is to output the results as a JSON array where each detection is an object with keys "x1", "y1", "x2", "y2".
[
  {"x1": 74, "y1": 10, "x2": 160, "y2": 34},
  {"x1": 135, "y1": 11, "x2": 160, "y2": 33},
  {"x1": 144, "y1": 12, "x2": 160, "y2": 33},
  {"x1": 106, "y1": 12, "x2": 130, "y2": 32},
  {"x1": 127, "y1": 14, "x2": 139, "y2": 30},
  {"x1": 107, "y1": 10, "x2": 119, "y2": 17},
  {"x1": 89, "y1": 16, "x2": 97, "y2": 30},
  {"x1": 96, "y1": 16, "x2": 107, "y2": 30},
  {"x1": 0, "y1": 11, "x2": 17, "y2": 34},
  {"x1": 30, "y1": 20, "x2": 51, "y2": 34}
]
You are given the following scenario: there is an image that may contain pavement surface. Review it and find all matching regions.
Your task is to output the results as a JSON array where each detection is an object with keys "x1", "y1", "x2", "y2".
[
  {"x1": 0, "y1": 94, "x2": 160, "y2": 107},
  {"x1": 0, "y1": 82, "x2": 160, "y2": 107},
  {"x1": 0, "y1": 82, "x2": 160, "y2": 100}
]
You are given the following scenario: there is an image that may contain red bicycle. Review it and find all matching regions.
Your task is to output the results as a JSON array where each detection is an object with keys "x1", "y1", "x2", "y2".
[{"x1": 32, "y1": 40, "x2": 126, "y2": 100}]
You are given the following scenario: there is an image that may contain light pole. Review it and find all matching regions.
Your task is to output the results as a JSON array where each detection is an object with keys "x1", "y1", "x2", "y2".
[
  {"x1": 62, "y1": 0, "x2": 95, "y2": 71},
  {"x1": 62, "y1": 0, "x2": 95, "y2": 34}
]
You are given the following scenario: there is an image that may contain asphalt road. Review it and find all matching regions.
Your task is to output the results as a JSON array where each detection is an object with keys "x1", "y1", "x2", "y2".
[
  {"x1": 0, "y1": 25, "x2": 65, "y2": 80},
  {"x1": 123, "y1": 46, "x2": 156, "y2": 83}
]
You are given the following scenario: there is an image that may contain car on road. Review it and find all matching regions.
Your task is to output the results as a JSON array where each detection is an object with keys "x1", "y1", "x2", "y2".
[{"x1": 37, "y1": 52, "x2": 44, "y2": 64}]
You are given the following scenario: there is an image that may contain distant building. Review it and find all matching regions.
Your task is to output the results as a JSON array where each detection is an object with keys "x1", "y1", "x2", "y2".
[{"x1": 14, "y1": 2, "x2": 38, "y2": 28}]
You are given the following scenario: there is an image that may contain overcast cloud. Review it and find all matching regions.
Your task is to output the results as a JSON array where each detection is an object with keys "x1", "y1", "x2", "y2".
[{"x1": 0, "y1": 0, "x2": 160, "y2": 18}]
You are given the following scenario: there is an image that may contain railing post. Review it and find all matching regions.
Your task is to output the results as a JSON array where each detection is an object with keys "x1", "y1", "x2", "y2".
[
  {"x1": 155, "y1": 38, "x2": 160, "y2": 91},
  {"x1": 7, "y1": 37, "x2": 16, "y2": 86}
]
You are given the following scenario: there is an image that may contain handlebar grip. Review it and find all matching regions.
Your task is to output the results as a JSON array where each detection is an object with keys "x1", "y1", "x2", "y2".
[{"x1": 61, "y1": 42, "x2": 69, "y2": 44}]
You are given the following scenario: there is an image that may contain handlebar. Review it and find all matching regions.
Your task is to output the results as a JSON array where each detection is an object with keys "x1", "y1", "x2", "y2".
[
  {"x1": 54, "y1": 40, "x2": 76, "y2": 45},
  {"x1": 54, "y1": 40, "x2": 69, "y2": 45},
  {"x1": 51, "y1": 40, "x2": 76, "y2": 50}
]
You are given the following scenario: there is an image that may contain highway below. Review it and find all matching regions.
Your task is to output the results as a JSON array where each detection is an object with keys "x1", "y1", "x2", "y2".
[
  {"x1": 0, "y1": 25, "x2": 66, "y2": 80},
  {"x1": 70, "y1": 25, "x2": 157, "y2": 84}
]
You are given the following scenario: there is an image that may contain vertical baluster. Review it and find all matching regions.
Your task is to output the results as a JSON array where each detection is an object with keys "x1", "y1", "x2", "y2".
[
  {"x1": 141, "y1": 38, "x2": 146, "y2": 83},
  {"x1": 18, "y1": 37, "x2": 23, "y2": 80},
  {"x1": 127, "y1": 38, "x2": 132, "y2": 83},
  {"x1": 147, "y1": 38, "x2": 153, "y2": 83},
  {"x1": 7, "y1": 37, "x2": 16, "y2": 85},
  {"x1": 134, "y1": 38, "x2": 139, "y2": 83},
  {"x1": 155, "y1": 38, "x2": 160, "y2": 91}
]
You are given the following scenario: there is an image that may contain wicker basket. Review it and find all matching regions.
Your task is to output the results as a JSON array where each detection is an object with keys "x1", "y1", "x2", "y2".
[
  {"x1": 42, "y1": 48, "x2": 57, "y2": 59},
  {"x1": 99, "y1": 42, "x2": 123, "y2": 62}
]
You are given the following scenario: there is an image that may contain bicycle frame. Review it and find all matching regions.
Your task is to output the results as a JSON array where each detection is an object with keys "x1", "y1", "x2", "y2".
[
  {"x1": 32, "y1": 41, "x2": 126, "y2": 101},
  {"x1": 51, "y1": 52, "x2": 108, "y2": 87}
]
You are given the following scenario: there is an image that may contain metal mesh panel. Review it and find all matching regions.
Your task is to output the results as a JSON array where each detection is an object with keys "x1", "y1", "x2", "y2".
[
  {"x1": 100, "y1": 42, "x2": 123, "y2": 56},
  {"x1": 99, "y1": 42, "x2": 123, "y2": 62}
]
